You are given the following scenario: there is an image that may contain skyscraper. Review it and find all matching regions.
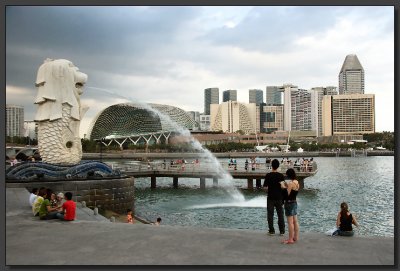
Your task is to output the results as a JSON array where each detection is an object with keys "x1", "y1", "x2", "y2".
[
  {"x1": 281, "y1": 84, "x2": 317, "y2": 134},
  {"x1": 222, "y1": 90, "x2": 237, "y2": 102},
  {"x1": 6, "y1": 104, "x2": 24, "y2": 138},
  {"x1": 187, "y1": 111, "x2": 200, "y2": 130},
  {"x1": 204, "y1": 88, "x2": 219, "y2": 115},
  {"x1": 210, "y1": 101, "x2": 257, "y2": 134},
  {"x1": 339, "y1": 54, "x2": 365, "y2": 94},
  {"x1": 311, "y1": 86, "x2": 338, "y2": 137},
  {"x1": 266, "y1": 86, "x2": 282, "y2": 104},
  {"x1": 249, "y1": 89, "x2": 263, "y2": 105},
  {"x1": 322, "y1": 94, "x2": 375, "y2": 136},
  {"x1": 260, "y1": 104, "x2": 284, "y2": 133},
  {"x1": 324, "y1": 86, "x2": 338, "y2": 96}
]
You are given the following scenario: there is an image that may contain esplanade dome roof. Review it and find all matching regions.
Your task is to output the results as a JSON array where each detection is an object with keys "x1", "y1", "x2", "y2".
[{"x1": 88, "y1": 103, "x2": 196, "y2": 140}]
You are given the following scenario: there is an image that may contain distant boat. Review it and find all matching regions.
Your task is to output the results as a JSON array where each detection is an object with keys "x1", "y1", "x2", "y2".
[
  {"x1": 376, "y1": 146, "x2": 386, "y2": 150},
  {"x1": 297, "y1": 147, "x2": 304, "y2": 153}
]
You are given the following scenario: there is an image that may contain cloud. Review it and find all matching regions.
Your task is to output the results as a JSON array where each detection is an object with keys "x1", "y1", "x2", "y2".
[{"x1": 6, "y1": 6, "x2": 394, "y2": 134}]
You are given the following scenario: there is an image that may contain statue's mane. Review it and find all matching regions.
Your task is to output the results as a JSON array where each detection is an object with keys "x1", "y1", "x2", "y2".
[{"x1": 34, "y1": 59, "x2": 81, "y2": 121}]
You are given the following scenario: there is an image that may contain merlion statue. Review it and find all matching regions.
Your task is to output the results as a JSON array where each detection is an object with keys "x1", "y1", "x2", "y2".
[{"x1": 34, "y1": 58, "x2": 88, "y2": 165}]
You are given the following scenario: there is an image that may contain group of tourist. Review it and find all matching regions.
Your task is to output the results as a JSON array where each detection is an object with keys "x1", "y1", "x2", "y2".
[
  {"x1": 30, "y1": 187, "x2": 76, "y2": 221},
  {"x1": 244, "y1": 157, "x2": 261, "y2": 171},
  {"x1": 277, "y1": 157, "x2": 314, "y2": 172},
  {"x1": 7, "y1": 154, "x2": 39, "y2": 166},
  {"x1": 263, "y1": 159, "x2": 359, "y2": 245},
  {"x1": 222, "y1": 157, "x2": 316, "y2": 172}
]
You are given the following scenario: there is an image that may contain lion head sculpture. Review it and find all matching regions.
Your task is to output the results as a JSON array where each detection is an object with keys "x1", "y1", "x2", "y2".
[{"x1": 34, "y1": 58, "x2": 88, "y2": 121}]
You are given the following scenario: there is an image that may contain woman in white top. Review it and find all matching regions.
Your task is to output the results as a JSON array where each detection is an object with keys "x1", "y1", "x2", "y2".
[{"x1": 29, "y1": 188, "x2": 38, "y2": 206}]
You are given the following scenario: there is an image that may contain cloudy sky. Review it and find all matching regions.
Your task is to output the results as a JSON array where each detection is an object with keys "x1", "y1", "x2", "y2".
[{"x1": 6, "y1": 6, "x2": 394, "y2": 137}]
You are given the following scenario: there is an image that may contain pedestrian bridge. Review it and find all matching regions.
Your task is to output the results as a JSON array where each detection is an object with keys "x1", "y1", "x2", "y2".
[{"x1": 109, "y1": 161, "x2": 318, "y2": 189}]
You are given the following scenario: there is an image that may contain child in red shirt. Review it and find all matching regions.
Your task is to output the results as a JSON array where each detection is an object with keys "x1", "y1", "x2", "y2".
[{"x1": 56, "y1": 192, "x2": 76, "y2": 221}]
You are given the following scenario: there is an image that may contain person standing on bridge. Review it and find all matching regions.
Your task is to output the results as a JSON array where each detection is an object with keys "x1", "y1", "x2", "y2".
[{"x1": 263, "y1": 159, "x2": 285, "y2": 236}]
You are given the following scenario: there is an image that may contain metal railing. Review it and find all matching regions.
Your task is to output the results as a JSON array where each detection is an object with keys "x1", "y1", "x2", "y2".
[{"x1": 107, "y1": 161, "x2": 318, "y2": 175}]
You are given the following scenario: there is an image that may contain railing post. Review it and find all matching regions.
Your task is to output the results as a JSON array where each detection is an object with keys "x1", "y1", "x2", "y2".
[
  {"x1": 247, "y1": 178, "x2": 253, "y2": 190},
  {"x1": 173, "y1": 176, "x2": 178, "y2": 188},
  {"x1": 151, "y1": 176, "x2": 156, "y2": 189},
  {"x1": 200, "y1": 177, "x2": 206, "y2": 189},
  {"x1": 256, "y1": 179, "x2": 262, "y2": 189}
]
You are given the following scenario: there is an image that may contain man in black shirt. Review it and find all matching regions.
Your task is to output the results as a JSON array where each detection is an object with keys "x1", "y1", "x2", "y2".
[{"x1": 263, "y1": 159, "x2": 285, "y2": 235}]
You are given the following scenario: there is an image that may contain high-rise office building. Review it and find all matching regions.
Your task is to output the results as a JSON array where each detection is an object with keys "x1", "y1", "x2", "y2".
[
  {"x1": 222, "y1": 90, "x2": 237, "y2": 102},
  {"x1": 259, "y1": 103, "x2": 284, "y2": 133},
  {"x1": 210, "y1": 101, "x2": 257, "y2": 134},
  {"x1": 187, "y1": 111, "x2": 200, "y2": 130},
  {"x1": 339, "y1": 54, "x2": 364, "y2": 94},
  {"x1": 204, "y1": 88, "x2": 219, "y2": 115},
  {"x1": 324, "y1": 86, "x2": 338, "y2": 96},
  {"x1": 6, "y1": 104, "x2": 24, "y2": 138},
  {"x1": 311, "y1": 86, "x2": 338, "y2": 137},
  {"x1": 266, "y1": 86, "x2": 282, "y2": 104},
  {"x1": 322, "y1": 94, "x2": 375, "y2": 136},
  {"x1": 199, "y1": 114, "x2": 211, "y2": 131},
  {"x1": 281, "y1": 84, "x2": 317, "y2": 134},
  {"x1": 249, "y1": 89, "x2": 263, "y2": 105}
]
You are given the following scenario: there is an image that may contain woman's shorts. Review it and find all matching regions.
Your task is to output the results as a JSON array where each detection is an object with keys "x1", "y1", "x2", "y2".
[{"x1": 284, "y1": 201, "x2": 297, "y2": 216}]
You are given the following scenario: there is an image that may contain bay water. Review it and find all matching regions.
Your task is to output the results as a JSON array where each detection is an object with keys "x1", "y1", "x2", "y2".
[{"x1": 109, "y1": 156, "x2": 394, "y2": 237}]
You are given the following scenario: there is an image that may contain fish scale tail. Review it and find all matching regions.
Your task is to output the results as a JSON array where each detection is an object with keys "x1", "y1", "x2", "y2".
[{"x1": 37, "y1": 105, "x2": 82, "y2": 165}]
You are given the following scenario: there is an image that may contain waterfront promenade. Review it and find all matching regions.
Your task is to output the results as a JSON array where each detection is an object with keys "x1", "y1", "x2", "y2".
[{"x1": 6, "y1": 188, "x2": 394, "y2": 265}]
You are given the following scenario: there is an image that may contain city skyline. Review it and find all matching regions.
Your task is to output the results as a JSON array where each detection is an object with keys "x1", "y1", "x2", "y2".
[{"x1": 6, "y1": 6, "x2": 394, "y2": 136}]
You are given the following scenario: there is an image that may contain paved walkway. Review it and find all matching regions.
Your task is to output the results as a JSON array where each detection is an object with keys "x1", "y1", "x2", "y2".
[{"x1": 5, "y1": 188, "x2": 395, "y2": 265}]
